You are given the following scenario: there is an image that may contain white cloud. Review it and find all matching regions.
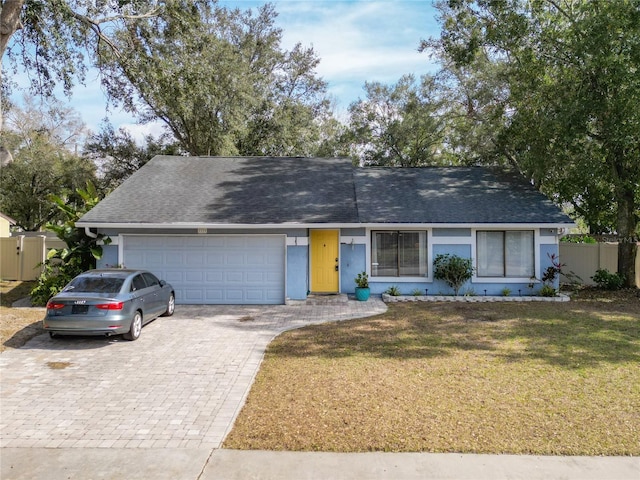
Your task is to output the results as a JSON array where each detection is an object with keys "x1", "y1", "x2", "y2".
[
  {"x1": 272, "y1": 1, "x2": 440, "y2": 105},
  {"x1": 118, "y1": 121, "x2": 166, "y2": 144}
]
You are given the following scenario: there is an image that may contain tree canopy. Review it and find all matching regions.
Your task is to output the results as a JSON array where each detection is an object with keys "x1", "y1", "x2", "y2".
[
  {"x1": 345, "y1": 74, "x2": 451, "y2": 167},
  {"x1": 84, "y1": 123, "x2": 181, "y2": 191},
  {"x1": 0, "y1": 98, "x2": 96, "y2": 230},
  {"x1": 97, "y1": 1, "x2": 332, "y2": 156},
  {"x1": 1, "y1": 1, "x2": 160, "y2": 127},
  {"x1": 426, "y1": 0, "x2": 640, "y2": 287}
]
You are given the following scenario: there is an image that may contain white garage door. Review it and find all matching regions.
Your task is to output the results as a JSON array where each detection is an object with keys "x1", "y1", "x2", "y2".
[{"x1": 122, "y1": 235, "x2": 286, "y2": 305}]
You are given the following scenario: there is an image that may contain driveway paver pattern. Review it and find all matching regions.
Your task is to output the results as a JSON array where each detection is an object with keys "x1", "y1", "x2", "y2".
[{"x1": 0, "y1": 299, "x2": 387, "y2": 450}]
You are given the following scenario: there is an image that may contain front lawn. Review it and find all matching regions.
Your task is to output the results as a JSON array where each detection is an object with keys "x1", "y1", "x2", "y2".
[
  {"x1": 0, "y1": 281, "x2": 44, "y2": 353},
  {"x1": 224, "y1": 290, "x2": 639, "y2": 455}
]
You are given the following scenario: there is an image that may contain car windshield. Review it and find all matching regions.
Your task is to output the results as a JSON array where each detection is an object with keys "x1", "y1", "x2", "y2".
[{"x1": 64, "y1": 276, "x2": 125, "y2": 294}]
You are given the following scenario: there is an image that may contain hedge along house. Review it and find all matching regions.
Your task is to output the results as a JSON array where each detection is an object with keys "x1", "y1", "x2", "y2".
[{"x1": 77, "y1": 156, "x2": 575, "y2": 304}]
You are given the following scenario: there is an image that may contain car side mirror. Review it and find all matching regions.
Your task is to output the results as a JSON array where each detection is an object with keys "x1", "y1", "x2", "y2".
[{"x1": 159, "y1": 280, "x2": 166, "y2": 287}]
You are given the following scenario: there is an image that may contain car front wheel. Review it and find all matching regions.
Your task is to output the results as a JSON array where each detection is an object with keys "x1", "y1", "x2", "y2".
[
  {"x1": 161, "y1": 293, "x2": 175, "y2": 317},
  {"x1": 123, "y1": 311, "x2": 143, "y2": 341}
]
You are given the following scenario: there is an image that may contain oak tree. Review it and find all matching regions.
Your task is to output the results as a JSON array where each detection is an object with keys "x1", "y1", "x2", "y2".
[{"x1": 426, "y1": 0, "x2": 640, "y2": 287}]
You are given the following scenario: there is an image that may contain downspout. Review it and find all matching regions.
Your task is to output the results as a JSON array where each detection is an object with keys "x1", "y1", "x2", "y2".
[{"x1": 84, "y1": 227, "x2": 98, "y2": 238}]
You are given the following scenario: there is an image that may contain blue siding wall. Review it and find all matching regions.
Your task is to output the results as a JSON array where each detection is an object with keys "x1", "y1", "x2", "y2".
[
  {"x1": 432, "y1": 228, "x2": 471, "y2": 237},
  {"x1": 286, "y1": 245, "x2": 308, "y2": 300},
  {"x1": 433, "y1": 244, "x2": 471, "y2": 258},
  {"x1": 97, "y1": 245, "x2": 118, "y2": 269},
  {"x1": 540, "y1": 243, "x2": 560, "y2": 288},
  {"x1": 340, "y1": 244, "x2": 366, "y2": 294}
]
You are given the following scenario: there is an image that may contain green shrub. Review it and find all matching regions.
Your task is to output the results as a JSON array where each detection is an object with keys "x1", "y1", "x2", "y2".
[
  {"x1": 30, "y1": 263, "x2": 81, "y2": 306},
  {"x1": 561, "y1": 235, "x2": 597, "y2": 244},
  {"x1": 501, "y1": 287, "x2": 511, "y2": 297},
  {"x1": 384, "y1": 285, "x2": 401, "y2": 296},
  {"x1": 30, "y1": 182, "x2": 110, "y2": 306},
  {"x1": 355, "y1": 271, "x2": 369, "y2": 288},
  {"x1": 591, "y1": 269, "x2": 624, "y2": 290},
  {"x1": 411, "y1": 288, "x2": 423, "y2": 296},
  {"x1": 433, "y1": 254, "x2": 475, "y2": 296},
  {"x1": 539, "y1": 284, "x2": 557, "y2": 297}
]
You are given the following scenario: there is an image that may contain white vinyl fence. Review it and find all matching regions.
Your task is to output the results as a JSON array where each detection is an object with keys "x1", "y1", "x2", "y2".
[
  {"x1": 559, "y1": 242, "x2": 640, "y2": 287},
  {"x1": 0, "y1": 236, "x2": 66, "y2": 281}
]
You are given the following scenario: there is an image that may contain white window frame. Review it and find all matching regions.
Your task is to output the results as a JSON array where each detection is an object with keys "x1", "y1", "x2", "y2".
[
  {"x1": 472, "y1": 229, "x2": 540, "y2": 283},
  {"x1": 367, "y1": 228, "x2": 431, "y2": 282}
]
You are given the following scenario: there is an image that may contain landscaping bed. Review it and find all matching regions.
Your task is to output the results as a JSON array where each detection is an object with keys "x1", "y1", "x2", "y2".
[{"x1": 382, "y1": 293, "x2": 570, "y2": 302}]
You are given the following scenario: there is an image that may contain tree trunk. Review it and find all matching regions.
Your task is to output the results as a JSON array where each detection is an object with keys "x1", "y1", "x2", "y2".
[
  {"x1": 1, "y1": 0, "x2": 25, "y2": 134},
  {"x1": 0, "y1": 0, "x2": 24, "y2": 58},
  {"x1": 616, "y1": 186, "x2": 638, "y2": 288}
]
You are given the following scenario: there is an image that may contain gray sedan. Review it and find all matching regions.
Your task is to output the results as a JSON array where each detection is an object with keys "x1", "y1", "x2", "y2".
[{"x1": 43, "y1": 269, "x2": 175, "y2": 341}]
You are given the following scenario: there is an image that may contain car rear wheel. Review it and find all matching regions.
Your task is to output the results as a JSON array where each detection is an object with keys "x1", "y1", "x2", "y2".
[
  {"x1": 123, "y1": 311, "x2": 143, "y2": 341},
  {"x1": 161, "y1": 293, "x2": 175, "y2": 317}
]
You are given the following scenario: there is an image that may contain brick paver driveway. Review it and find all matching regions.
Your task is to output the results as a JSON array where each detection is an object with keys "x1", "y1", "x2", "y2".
[{"x1": 1, "y1": 300, "x2": 386, "y2": 450}]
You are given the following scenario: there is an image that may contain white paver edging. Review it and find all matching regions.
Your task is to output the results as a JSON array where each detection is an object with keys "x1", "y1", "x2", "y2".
[{"x1": 382, "y1": 293, "x2": 570, "y2": 303}]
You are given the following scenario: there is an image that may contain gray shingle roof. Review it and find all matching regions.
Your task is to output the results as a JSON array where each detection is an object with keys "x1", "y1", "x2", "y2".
[
  {"x1": 80, "y1": 156, "x2": 358, "y2": 224},
  {"x1": 354, "y1": 167, "x2": 572, "y2": 224},
  {"x1": 79, "y1": 156, "x2": 573, "y2": 226}
]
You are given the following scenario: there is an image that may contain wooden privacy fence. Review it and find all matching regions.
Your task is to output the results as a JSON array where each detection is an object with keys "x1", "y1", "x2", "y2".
[
  {"x1": 0, "y1": 236, "x2": 66, "y2": 281},
  {"x1": 559, "y1": 242, "x2": 640, "y2": 287}
]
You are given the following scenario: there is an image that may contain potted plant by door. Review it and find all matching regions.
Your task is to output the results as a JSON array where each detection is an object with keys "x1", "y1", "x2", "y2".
[{"x1": 355, "y1": 271, "x2": 370, "y2": 301}]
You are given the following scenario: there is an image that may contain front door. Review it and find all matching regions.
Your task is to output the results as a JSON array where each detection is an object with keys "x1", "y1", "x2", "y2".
[{"x1": 310, "y1": 230, "x2": 339, "y2": 293}]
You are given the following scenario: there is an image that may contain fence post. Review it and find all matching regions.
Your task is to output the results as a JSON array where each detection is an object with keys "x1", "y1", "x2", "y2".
[
  {"x1": 597, "y1": 242, "x2": 602, "y2": 270},
  {"x1": 17, "y1": 235, "x2": 24, "y2": 281}
]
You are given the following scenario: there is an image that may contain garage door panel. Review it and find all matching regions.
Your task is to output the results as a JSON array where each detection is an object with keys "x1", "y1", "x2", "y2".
[
  {"x1": 146, "y1": 252, "x2": 163, "y2": 264},
  {"x1": 184, "y1": 290, "x2": 203, "y2": 301},
  {"x1": 206, "y1": 271, "x2": 224, "y2": 282},
  {"x1": 125, "y1": 252, "x2": 144, "y2": 266},
  {"x1": 246, "y1": 290, "x2": 266, "y2": 301},
  {"x1": 205, "y1": 237, "x2": 226, "y2": 247},
  {"x1": 246, "y1": 271, "x2": 265, "y2": 282},
  {"x1": 246, "y1": 254, "x2": 265, "y2": 265},
  {"x1": 226, "y1": 254, "x2": 244, "y2": 265},
  {"x1": 206, "y1": 290, "x2": 223, "y2": 301},
  {"x1": 123, "y1": 235, "x2": 285, "y2": 305},
  {"x1": 186, "y1": 252, "x2": 205, "y2": 265},
  {"x1": 165, "y1": 271, "x2": 184, "y2": 282},
  {"x1": 266, "y1": 289, "x2": 284, "y2": 302},
  {"x1": 206, "y1": 253, "x2": 224, "y2": 266},
  {"x1": 224, "y1": 271, "x2": 242, "y2": 283},
  {"x1": 185, "y1": 271, "x2": 204, "y2": 282},
  {"x1": 225, "y1": 289, "x2": 244, "y2": 301},
  {"x1": 166, "y1": 254, "x2": 184, "y2": 266}
]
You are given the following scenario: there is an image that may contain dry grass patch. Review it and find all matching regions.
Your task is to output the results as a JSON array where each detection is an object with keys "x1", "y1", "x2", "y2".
[
  {"x1": 224, "y1": 291, "x2": 639, "y2": 455},
  {"x1": 1, "y1": 281, "x2": 44, "y2": 353}
]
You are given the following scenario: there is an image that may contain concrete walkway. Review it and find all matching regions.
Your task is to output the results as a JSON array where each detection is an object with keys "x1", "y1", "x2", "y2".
[{"x1": 2, "y1": 298, "x2": 638, "y2": 479}]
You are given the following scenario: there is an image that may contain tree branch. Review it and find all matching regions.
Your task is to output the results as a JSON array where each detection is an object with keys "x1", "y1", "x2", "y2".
[{"x1": 62, "y1": 6, "x2": 161, "y2": 59}]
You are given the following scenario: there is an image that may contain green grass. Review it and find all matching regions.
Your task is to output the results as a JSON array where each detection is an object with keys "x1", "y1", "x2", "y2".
[
  {"x1": 0, "y1": 281, "x2": 35, "y2": 307},
  {"x1": 224, "y1": 292, "x2": 640, "y2": 455}
]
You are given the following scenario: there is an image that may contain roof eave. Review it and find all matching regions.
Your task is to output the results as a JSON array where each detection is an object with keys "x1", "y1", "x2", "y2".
[{"x1": 77, "y1": 221, "x2": 577, "y2": 230}]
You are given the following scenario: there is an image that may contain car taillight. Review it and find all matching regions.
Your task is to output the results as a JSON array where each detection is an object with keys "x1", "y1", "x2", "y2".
[
  {"x1": 96, "y1": 302, "x2": 124, "y2": 310},
  {"x1": 46, "y1": 301, "x2": 65, "y2": 310}
]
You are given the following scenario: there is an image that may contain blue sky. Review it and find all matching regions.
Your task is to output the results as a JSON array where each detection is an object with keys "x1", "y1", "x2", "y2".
[{"x1": 10, "y1": 0, "x2": 441, "y2": 141}]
